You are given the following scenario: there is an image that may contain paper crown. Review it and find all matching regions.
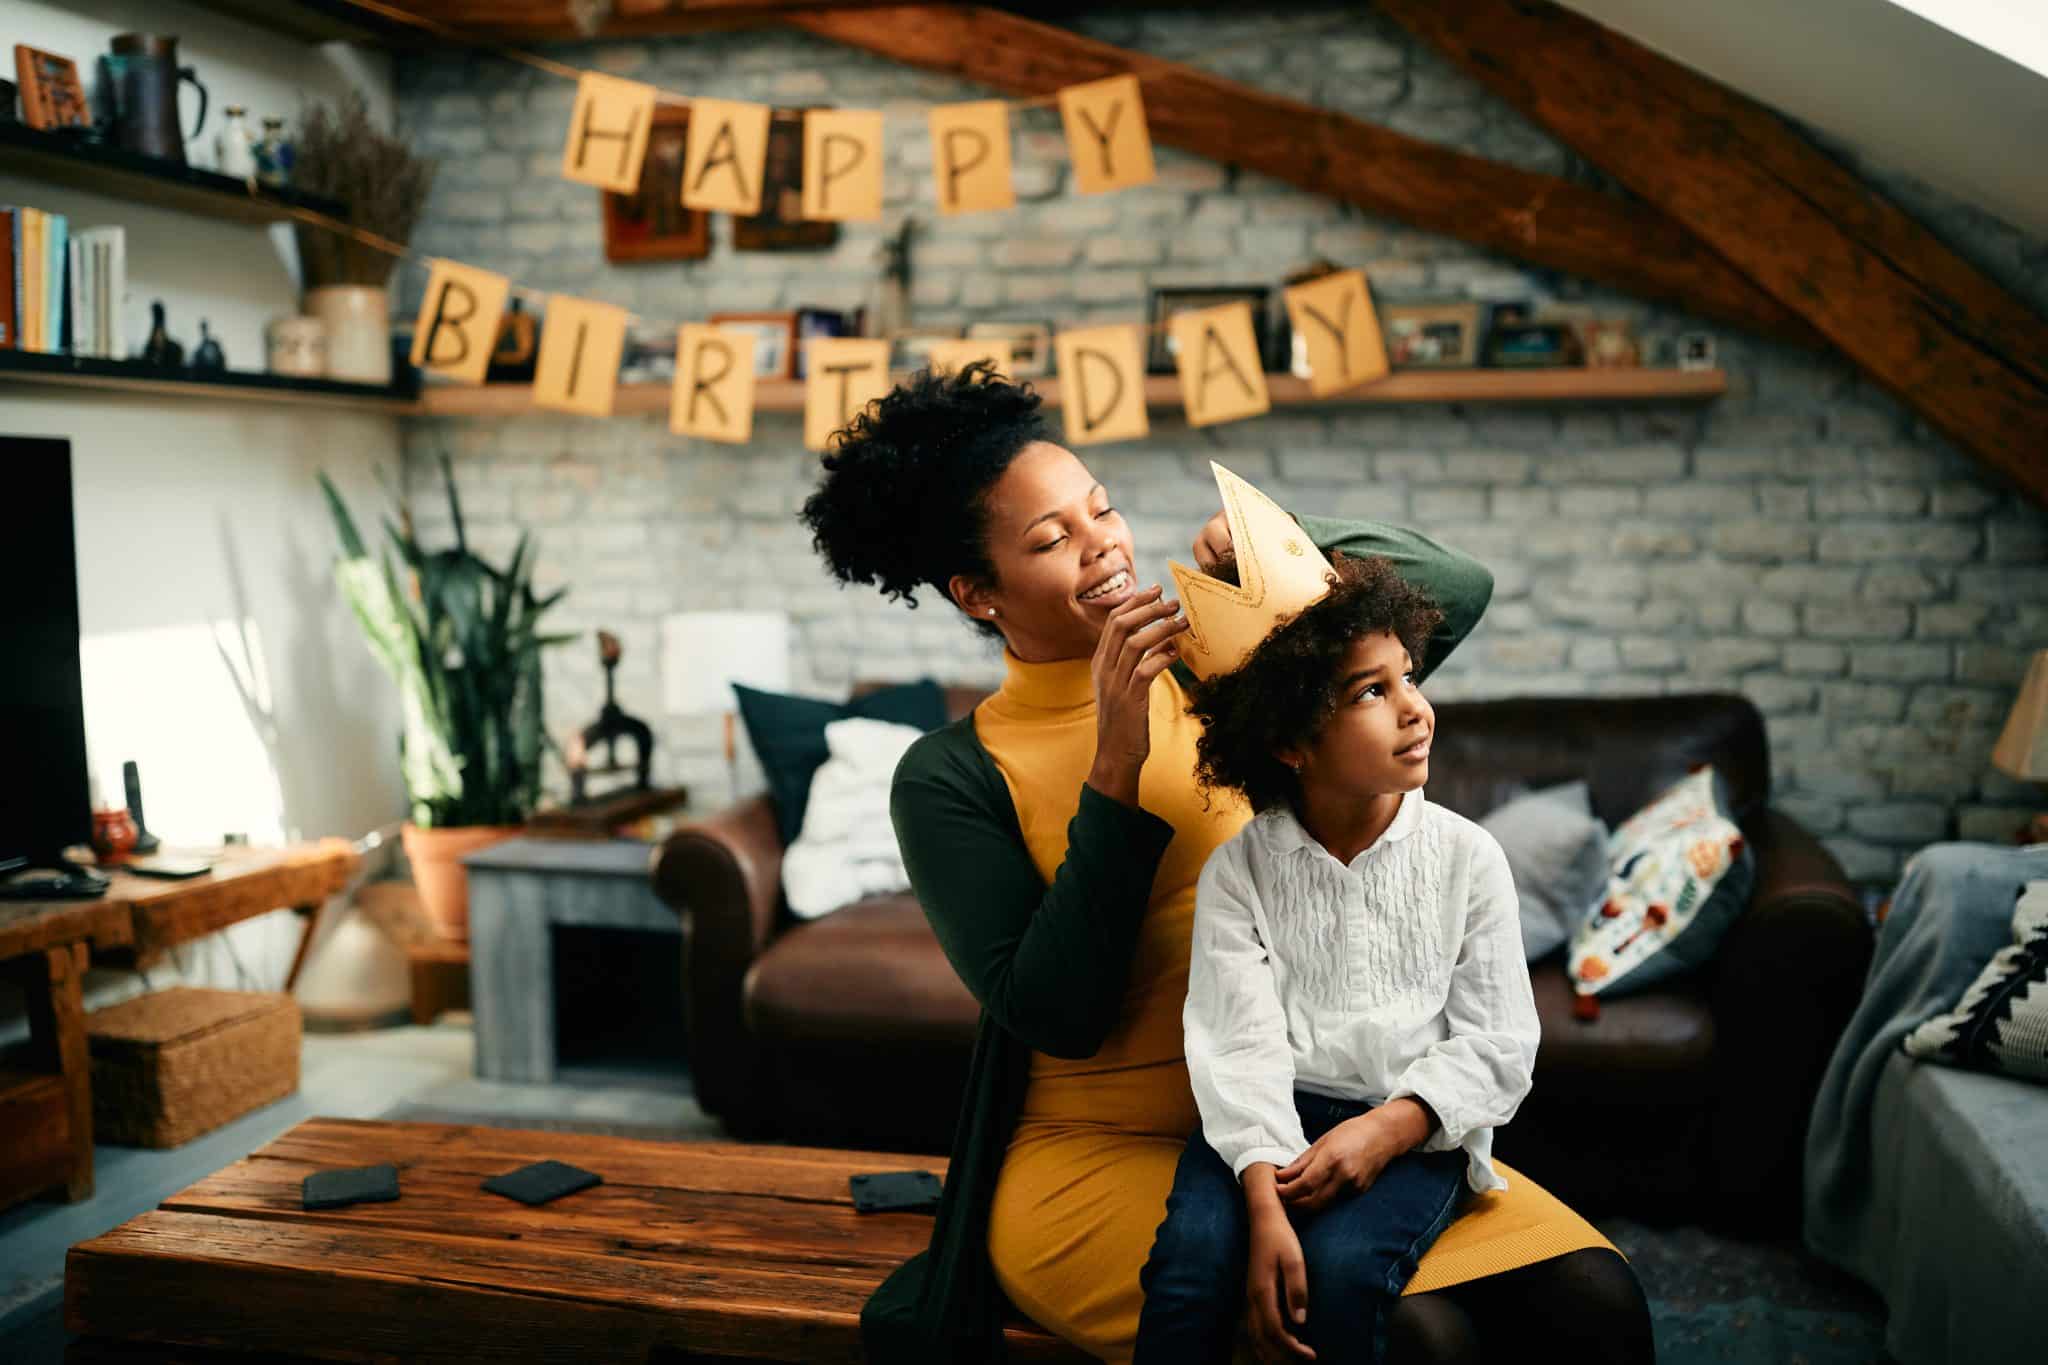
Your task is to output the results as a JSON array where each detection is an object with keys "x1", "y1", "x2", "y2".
[{"x1": 1167, "y1": 463, "x2": 1336, "y2": 679}]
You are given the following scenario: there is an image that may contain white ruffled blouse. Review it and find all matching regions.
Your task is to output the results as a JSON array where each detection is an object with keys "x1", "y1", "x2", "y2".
[{"x1": 1184, "y1": 788, "x2": 1540, "y2": 1193}]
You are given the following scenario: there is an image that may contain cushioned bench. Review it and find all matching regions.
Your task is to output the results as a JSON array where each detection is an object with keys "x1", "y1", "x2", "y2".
[{"x1": 66, "y1": 1118, "x2": 1086, "y2": 1363}]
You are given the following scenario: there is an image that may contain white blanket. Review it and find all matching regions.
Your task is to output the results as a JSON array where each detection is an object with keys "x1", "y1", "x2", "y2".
[{"x1": 782, "y1": 717, "x2": 924, "y2": 920}]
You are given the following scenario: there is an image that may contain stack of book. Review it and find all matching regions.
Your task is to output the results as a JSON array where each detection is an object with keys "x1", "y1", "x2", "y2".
[{"x1": 1, "y1": 207, "x2": 126, "y2": 358}]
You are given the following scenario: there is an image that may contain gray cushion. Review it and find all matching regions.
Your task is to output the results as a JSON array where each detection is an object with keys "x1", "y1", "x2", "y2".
[{"x1": 1479, "y1": 780, "x2": 1608, "y2": 962}]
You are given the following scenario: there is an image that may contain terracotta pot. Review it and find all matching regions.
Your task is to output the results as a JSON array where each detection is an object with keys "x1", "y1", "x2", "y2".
[
  {"x1": 401, "y1": 823, "x2": 519, "y2": 941},
  {"x1": 304, "y1": 284, "x2": 392, "y2": 384}
]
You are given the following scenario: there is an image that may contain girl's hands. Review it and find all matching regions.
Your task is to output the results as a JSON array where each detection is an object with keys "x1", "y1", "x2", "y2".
[
  {"x1": 1085, "y1": 585, "x2": 1186, "y2": 807},
  {"x1": 1275, "y1": 1101, "x2": 1430, "y2": 1213},
  {"x1": 1246, "y1": 1197, "x2": 1315, "y2": 1363}
]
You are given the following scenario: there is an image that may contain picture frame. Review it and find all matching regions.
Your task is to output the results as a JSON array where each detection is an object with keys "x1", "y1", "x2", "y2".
[
  {"x1": 708, "y1": 310, "x2": 800, "y2": 380},
  {"x1": 601, "y1": 105, "x2": 711, "y2": 264},
  {"x1": 1677, "y1": 332, "x2": 1717, "y2": 372},
  {"x1": 14, "y1": 46, "x2": 89, "y2": 132},
  {"x1": 1482, "y1": 321, "x2": 1584, "y2": 369},
  {"x1": 733, "y1": 109, "x2": 840, "y2": 252},
  {"x1": 793, "y1": 308, "x2": 851, "y2": 378},
  {"x1": 890, "y1": 327, "x2": 963, "y2": 374},
  {"x1": 1146, "y1": 286, "x2": 1272, "y2": 375},
  {"x1": 965, "y1": 321, "x2": 1052, "y2": 377},
  {"x1": 1382, "y1": 302, "x2": 1482, "y2": 370}
]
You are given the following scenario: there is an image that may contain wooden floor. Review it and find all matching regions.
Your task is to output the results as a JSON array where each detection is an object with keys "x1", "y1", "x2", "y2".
[{"x1": 65, "y1": 1118, "x2": 1085, "y2": 1363}]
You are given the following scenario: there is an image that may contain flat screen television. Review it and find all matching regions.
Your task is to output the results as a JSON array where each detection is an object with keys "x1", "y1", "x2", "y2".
[{"x1": 0, "y1": 436, "x2": 101, "y2": 893}]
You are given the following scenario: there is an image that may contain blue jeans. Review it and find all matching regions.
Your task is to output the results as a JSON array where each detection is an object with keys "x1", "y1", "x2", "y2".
[{"x1": 1134, "y1": 1091, "x2": 1470, "y2": 1365}]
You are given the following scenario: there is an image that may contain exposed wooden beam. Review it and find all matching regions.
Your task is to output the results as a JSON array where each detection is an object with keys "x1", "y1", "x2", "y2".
[
  {"x1": 1377, "y1": 0, "x2": 2048, "y2": 504},
  {"x1": 782, "y1": 5, "x2": 1821, "y2": 348}
]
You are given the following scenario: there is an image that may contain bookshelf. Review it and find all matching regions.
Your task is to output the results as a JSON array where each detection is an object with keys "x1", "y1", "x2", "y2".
[
  {"x1": 0, "y1": 123, "x2": 343, "y2": 228},
  {"x1": 0, "y1": 349, "x2": 417, "y2": 413}
]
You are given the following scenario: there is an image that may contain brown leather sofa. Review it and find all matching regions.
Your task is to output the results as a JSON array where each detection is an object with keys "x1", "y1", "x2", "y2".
[{"x1": 653, "y1": 689, "x2": 1870, "y2": 1234}]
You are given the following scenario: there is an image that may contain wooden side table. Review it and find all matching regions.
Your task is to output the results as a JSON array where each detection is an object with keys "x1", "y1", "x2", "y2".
[
  {"x1": 464, "y1": 837, "x2": 678, "y2": 1082},
  {"x1": 1, "y1": 839, "x2": 357, "y2": 1210},
  {"x1": 0, "y1": 898, "x2": 132, "y2": 1209}
]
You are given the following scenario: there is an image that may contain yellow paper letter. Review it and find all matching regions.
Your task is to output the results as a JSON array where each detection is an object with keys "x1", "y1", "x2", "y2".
[
  {"x1": 410, "y1": 260, "x2": 510, "y2": 386},
  {"x1": 802, "y1": 109, "x2": 884, "y2": 223},
  {"x1": 1053, "y1": 325, "x2": 1149, "y2": 446},
  {"x1": 1171, "y1": 301, "x2": 1271, "y2": 428},
  {"x1": 560, "y1": 73, "x2": 656, "y2": 193},
  {"x1": 532, "y1": 297, "x2": 628, "y2": 417},
  {"x1": 804, "y1": 338, "x2": 893, "y2": 452},
  {"x1": 683, "y1": 97, "x2": 772, "y2": 215},
  {"x1": 672, "y1": 324, "x2": 757, "y2": 445},
  {"x1": 928, "y1": 101, "x2": 1014, "y2": 215},
  {"x1": 1057, "y1": 75, "x2": 1155, "y2": 196},
  {"x1": 1283, "y1": 269, "x2": 1388, "y2": 397}
]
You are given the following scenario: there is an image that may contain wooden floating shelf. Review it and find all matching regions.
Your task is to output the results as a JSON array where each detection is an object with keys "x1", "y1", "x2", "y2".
[
  {"x1": 0, "y1": 122, "x2": 344, "y2": 227},
  {"x1": 0, "y1": 349, "x2": 418, "y2": 412},
  {"x1": 415, "y1": 366, "x2": 1728, "y2": 418}
]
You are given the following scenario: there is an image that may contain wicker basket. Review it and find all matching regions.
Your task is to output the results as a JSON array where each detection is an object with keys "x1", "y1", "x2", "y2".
[{"x1": 88, "y1": 988, "x2": 301, "y2": 1148}]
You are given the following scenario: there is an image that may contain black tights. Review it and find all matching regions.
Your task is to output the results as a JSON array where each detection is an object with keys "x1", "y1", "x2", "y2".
[{"x1": 1385, "y1": 1248, "x2": 1654, "y2": 1365}]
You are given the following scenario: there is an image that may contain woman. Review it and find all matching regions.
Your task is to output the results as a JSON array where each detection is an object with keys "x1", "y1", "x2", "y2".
[{"x1": 799, "y1": 365, "x2": 1652, "y2": 1364}]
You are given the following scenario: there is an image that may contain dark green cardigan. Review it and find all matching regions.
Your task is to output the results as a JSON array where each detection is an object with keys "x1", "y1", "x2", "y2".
[{"x1": 862, "y1": 516, "x2": 1495, "y2": 1362}]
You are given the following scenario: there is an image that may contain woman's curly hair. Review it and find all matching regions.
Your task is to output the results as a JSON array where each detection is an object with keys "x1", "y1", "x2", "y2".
[
  {"x1": 799, "y1": 361, "x2": 1047, "y2": 637},
  {"x1": 1187, "y1": 553, "x2": 1444, "y2": 813}
]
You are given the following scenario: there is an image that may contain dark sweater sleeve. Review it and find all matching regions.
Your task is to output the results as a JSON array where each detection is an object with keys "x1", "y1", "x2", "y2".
[
  {"x1": 1292, "y1": 514, "x2": 1494, "y2": 681},
  {"x1": 891, "y1": 726, "x2": 1176, "y2": 1060}
]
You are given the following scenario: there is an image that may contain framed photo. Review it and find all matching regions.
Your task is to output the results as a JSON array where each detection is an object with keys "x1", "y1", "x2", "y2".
[
  {"x1": 709, "y1": 310, "x2": 800, "y2": 380},
  {"x1": 966, "y1": 321, "x2": 1052, "y2": 377},
  {"x1": 793, "y1": 308, "x2": 851, "y2": 378},
  {"x1": 733, "y1": 109, "x2": 840, "y2": 252},
  {"x1": 1677, "y1": 332, "x2": 1716, "y2": 372},
  {"x1": 1146, "y1": 286, "x2": 1272, "y2": 375},
  {"x1": 1382, "y1": 302, "x2": 1482, "y2": 370},
  {"x1": 890, "y1": 327, "x2": 962, "y2": 374},
  {"x1": 14, "y1": 46, "x2": 89, "y2": 132},
  {"x1": 1482, "y1": 321, "x2": 1583, "y2": 369},
  {"x1": 602, "y1": 105, "x2": 710, "y2": 264}
]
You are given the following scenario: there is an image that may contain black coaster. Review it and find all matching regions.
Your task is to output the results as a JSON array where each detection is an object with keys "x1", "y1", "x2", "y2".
[
  {"x1": 850, "y1": 1170, "x2": 942, "y2": 1215},
  {"x1": 302, "y1": 1163, "x2": 400, "y2": 1211},
  {"x1": 481, "y1": 1160, "x2": 603, "y2": 1206}
]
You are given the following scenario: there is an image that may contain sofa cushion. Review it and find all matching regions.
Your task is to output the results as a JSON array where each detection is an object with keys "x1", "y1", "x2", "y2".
[
  {"x1": 1905, "y1": 879, "x2": 2048, "y2": 1084},
  {"x1": 1528, "y1": 959, "x2": 1715, "y2": 1099},
  {"x1": 1480, "y1": 780, "x2": 1609, "y2": 962},
  {"x1": 735, "y1": 679, "x2": 949, "y2": 846},
  {"x1": 1568, "y1": 767, "x2": 1756, "y2": 1000},
  {"x1": 744, "y1": 895, "x2": 979, "y2": 1046}
]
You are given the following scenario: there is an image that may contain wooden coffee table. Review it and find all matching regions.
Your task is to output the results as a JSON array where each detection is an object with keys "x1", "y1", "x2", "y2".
[{"x1": 67, "y1": 1117, "x2": 1086, "y2": 1363}]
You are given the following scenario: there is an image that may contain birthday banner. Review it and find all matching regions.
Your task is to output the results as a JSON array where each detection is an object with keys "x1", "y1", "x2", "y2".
[{"x1": 380, "y1": 27, "x2": 1398, "y2": 449}]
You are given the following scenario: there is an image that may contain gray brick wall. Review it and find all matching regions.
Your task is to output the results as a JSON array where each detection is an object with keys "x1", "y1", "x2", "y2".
[{"x1": 393, "y1": 10, "x2": 2048, "y2": 886}]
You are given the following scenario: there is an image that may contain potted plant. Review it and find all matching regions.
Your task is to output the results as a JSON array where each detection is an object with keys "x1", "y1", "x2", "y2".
[
  {"x1": 320, "y1": 457, "x2": 574, "y2": 938},
  {"x1": 294, "y1": 91, "x2": 434, "y2": 384}
]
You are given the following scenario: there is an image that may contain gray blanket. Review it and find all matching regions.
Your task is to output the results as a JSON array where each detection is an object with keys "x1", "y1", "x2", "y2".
[{"x1": 1803, "y1": 840, "x2": 2048, "y2": 1362}]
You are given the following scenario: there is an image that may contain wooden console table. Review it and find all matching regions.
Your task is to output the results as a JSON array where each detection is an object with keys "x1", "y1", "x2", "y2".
[{"x1": 0, "y1": 840, "x2": 358, "y2": 1211}]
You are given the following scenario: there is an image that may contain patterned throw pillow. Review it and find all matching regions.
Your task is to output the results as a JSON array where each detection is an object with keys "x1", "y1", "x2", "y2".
[
  {"x1": 1903, "y1": 881, "x2": 2048, "y2": 1083},
  {"x1": 1567, "y1": 767, "x2": 1755, "y2": 1006}
]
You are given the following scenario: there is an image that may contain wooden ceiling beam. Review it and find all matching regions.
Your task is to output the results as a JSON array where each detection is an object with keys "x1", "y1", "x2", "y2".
[
  {"x1": 1376, "y1": 0, "x2": 2048, "y2": 504},
  {"x1": 348, "y1": 1, "x2": 937, "y2": 42},
  {"x1": 782, "y1": 5, "x2": 1820, "y2": 348}
]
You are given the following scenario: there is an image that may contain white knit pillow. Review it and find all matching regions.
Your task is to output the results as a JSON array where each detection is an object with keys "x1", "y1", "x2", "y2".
[{"x1": 1904, "y1": 880, "x2": 2048, "y2": 1083}]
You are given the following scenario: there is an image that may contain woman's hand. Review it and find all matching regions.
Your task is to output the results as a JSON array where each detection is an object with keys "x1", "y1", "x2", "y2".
[
  {"x1": 1085, "y1": 585, "x2": 1186, "y2": 807},
  {"x1": 1245, "y1": 1180, "x2": 1315, "y2": 1363},
  {"x1": 1193, "y1": 509, "x2": 1232, "y2": 575},
  {"x1": 1275, "y1": 1101, "x2": 1431, "y2": 1213}
]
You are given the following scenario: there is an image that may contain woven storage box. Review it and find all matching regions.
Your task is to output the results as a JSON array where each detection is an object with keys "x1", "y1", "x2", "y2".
[{"x1": 88, "y1": 988, "x2": 301, "y2": 1148}]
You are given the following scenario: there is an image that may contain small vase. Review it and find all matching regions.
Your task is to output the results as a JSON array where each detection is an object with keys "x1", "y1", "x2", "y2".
[
  {"x1": 305, "y1": 284, "x2": 392, "y2": 385},
  {"x1": 401, "y1": 823, "x2": 521, "y2": 941}
]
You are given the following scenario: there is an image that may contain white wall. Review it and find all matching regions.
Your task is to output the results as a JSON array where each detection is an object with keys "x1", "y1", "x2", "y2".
[{"x1": 0, "y1": 1, "x2": 408, "y2": 1009}]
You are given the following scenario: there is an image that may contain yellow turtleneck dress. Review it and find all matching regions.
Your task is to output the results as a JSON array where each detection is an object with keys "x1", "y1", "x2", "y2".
[{"x1": 975, "y1": 650, "x2": 1615, "y2": 1363}]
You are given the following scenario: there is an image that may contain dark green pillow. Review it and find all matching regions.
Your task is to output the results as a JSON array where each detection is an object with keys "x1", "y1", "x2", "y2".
[{"x1": 733, "y1": 679, "x2": 949, "y2": 846}]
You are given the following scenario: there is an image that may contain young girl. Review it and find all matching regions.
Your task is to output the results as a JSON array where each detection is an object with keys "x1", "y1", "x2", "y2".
[{"x1": 1135, "y1": 551, "x2": 1541, "y2": 1365}]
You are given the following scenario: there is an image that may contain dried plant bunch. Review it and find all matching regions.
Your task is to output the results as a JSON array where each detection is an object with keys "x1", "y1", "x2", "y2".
[{"x1": 294, "y1": 91, "x2": 437, "y2": 289}]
